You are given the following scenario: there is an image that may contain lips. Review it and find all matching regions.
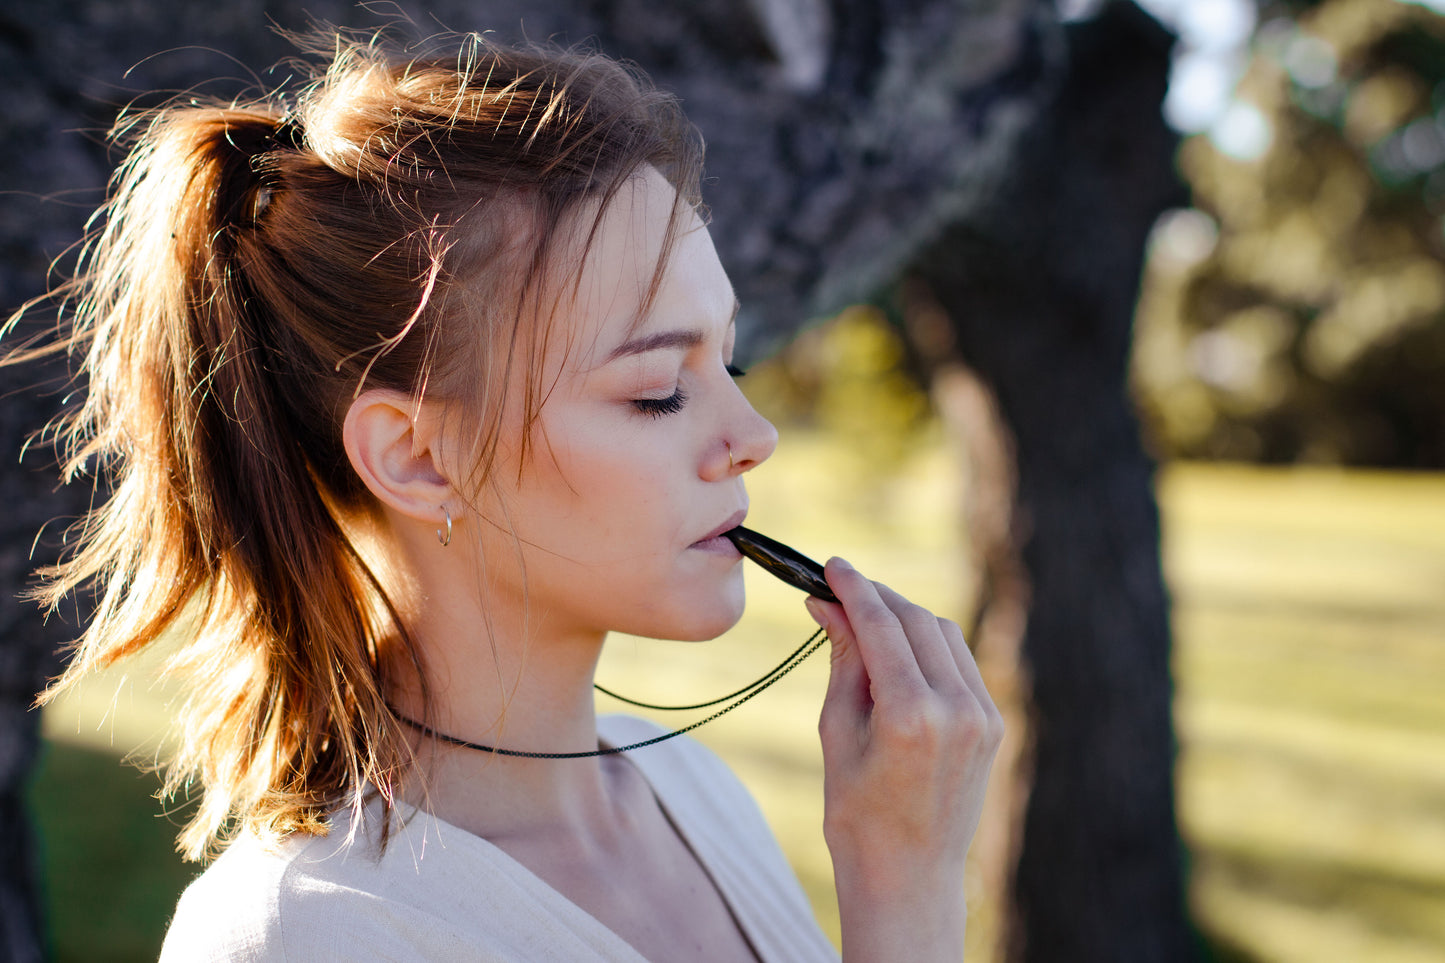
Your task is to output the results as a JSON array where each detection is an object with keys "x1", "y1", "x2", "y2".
[{"x1": 692, "y1": 508, "x2": 748, "y2": 547}]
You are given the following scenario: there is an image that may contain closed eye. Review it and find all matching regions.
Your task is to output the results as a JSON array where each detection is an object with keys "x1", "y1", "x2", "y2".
[
  {"x1": 632, "y1": 387, "x2": 689, "y2": 418},
  {"x1": 726, "y1": 363, "x2": 746, "y2": 377}
]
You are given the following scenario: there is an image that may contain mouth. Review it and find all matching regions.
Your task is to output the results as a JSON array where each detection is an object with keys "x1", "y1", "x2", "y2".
[{"x1": 690, "y1": 508, "x2": 748, "y2": 554}]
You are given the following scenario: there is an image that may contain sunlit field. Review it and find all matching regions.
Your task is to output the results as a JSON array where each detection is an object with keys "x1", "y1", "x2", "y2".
[
  {"x1": 1163, "y1": 465, "x2": 1445, "y2": 963},
  {"x1": 29, "y1": 442, "x2": 1445, "y2": 961}
]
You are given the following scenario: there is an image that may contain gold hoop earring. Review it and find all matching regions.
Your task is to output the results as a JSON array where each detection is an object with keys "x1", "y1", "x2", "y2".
[{"x1": 437, "y1": 506, "x2": 453, "y2": 547}]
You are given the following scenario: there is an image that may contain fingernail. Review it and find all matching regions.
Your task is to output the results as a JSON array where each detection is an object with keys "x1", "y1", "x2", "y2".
[{"x1": 804, "y1": 596, "x2": 828, "y2": 628}]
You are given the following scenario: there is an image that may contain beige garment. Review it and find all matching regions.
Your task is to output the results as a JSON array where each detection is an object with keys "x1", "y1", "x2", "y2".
[{"x1": 160, "y1": 715, "x2": 839, "y2": 962}]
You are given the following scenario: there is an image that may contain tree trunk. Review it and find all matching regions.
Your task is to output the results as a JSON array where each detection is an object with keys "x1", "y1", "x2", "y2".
[
  {"x1": 0, "y1": 335, "x2": 84, "y2": 963},
  {"x1": 906, "y1": 5, "x2": 1195, "y2": 960}
]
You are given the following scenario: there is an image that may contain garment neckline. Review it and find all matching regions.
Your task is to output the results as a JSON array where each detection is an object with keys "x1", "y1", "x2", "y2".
[{"x1": 346, "y1": 715, "x2": 765, "y2": 963}]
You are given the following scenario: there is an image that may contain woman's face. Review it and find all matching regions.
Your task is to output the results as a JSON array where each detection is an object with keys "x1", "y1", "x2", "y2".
[{"x1": 463, "y1": 168, "x2": 778, "y2": 644}]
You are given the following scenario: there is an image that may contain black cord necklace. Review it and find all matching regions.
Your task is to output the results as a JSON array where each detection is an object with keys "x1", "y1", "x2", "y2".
[
  {"x1": 392, "y1": 627, "x2": 828, "y2": 759},
  {"x1": 394, "y1": 525, "x2": 837, "y2": 759}
]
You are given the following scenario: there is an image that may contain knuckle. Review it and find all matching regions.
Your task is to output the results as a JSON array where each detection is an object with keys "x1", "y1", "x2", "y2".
[
  {"x1": 898, "y1": 605, "x2": 938, "y2": 638},
  {"x1": 853, "y1": 598, "x2": 901, "y2": 634},
  {"x1": 984, "y1": 703, "x2": 1007, "y2": 746},
  {"x1": 978, "y1": 706, "x2": 1008, "y2": 751},
  {"x1": 879, "y1": 699, "x2": 946, "y2": 750},
  {"x1": 933, "y1": 693, "x2": 1001, "y2": 750},
  {"x1": 822, "y1": 806, "x2": 864, "y2": 845}
]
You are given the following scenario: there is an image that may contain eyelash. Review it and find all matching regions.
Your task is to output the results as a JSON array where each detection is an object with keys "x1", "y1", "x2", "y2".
[
  {"x1": 632, "y1": 388, "x2": 689, "y2": 418},
  {"x1": 630, "y1": 364, "x2": 744, "y2": 418}
]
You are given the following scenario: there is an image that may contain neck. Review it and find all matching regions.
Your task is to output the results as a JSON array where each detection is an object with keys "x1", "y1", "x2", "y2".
[
  {"x1": 388, "y1": 589, "x2": 621, "y2": 839},
  {"x1": 359, "y1": 507, "x2": 638, "y2": 841}
]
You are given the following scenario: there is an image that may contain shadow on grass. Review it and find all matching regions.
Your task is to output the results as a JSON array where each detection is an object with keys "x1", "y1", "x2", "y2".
[
  {"x1": 26, "y1": 739, "x2": 196, "y2": 963},
  {"x1": 1200, "y1": 928, "x2": 1268, "y2": 963},
  {"x1": 1198, "y1": 842, "x2": 1445, "y2": 946}
]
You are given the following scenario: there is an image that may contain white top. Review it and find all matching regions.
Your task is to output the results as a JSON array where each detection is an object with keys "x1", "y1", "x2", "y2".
[{"x1": 160, "y1": 715, "x2": 839, "y2": 962}]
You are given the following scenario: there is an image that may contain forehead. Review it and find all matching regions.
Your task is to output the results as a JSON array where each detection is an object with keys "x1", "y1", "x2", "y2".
[{"x1": 559, "y1": 167, "x2": 731, "y2": 363}]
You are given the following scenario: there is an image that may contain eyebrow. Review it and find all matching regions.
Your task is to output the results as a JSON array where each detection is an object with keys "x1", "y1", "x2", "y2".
[
  {"x1": 606, "y1": 299, "x2": 740, "y2": 362},
  {"x1": 606, "y1": 328, "x2": 705, "y2": 361}
]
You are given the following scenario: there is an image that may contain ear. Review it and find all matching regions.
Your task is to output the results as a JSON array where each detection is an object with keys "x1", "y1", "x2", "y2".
[{"x1": 342, "y1": 388, "x2": 452, "y2": 525}]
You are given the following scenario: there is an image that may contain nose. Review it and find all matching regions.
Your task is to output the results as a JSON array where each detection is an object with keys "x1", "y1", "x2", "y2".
[{"x1": 713, "y1": 391, "x2": 777, "y2": 478}]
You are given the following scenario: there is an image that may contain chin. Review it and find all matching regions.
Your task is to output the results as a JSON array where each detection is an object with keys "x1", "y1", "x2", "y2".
[
  {"x1": 673, "y1": 604, "x2": 745, "y2": 642},
  {"x1": 637, "y1": 579, "x2": 746, "y2": 642}
]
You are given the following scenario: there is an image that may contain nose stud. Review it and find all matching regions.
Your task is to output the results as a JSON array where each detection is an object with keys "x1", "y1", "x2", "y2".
[{"x1": 727, "y1": 442, "x2": 734, "y2": 471}]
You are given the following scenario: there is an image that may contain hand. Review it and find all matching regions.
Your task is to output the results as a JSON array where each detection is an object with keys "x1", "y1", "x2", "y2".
[{"x1": 805, "y1": 557, "x2": 1003, "y2": 963}]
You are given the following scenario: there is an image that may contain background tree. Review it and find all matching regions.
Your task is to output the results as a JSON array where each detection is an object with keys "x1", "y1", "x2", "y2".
[
  {"x1": 0, "y1": 2, "x2": 1191, "y2": 961},
  {"x1": 900, "y1": 7, "x2": 1192, "y2": 958}
]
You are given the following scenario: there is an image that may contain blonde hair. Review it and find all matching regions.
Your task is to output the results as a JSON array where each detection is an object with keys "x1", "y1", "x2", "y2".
[{"x1": 7, "y1": 30, "x2": 702, "y2": 860}]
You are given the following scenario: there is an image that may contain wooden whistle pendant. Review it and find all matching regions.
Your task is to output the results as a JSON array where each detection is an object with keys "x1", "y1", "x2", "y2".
[{"x1": 723, "y1": 526, "x2": 838, "y2": 603}]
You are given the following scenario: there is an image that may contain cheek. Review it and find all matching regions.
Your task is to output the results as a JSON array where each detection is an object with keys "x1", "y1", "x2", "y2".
[
  {"x1": 494, "y1": 418, "x2": 744, "y2": 639},
  {"x1": 523, "y1": 419, "x2": 687, "y2": 542}
]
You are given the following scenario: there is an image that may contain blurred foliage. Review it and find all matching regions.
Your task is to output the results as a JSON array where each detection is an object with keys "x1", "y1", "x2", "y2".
[{"x1": 1134, "y1": 0, "x2": 1445, "y2": 467}]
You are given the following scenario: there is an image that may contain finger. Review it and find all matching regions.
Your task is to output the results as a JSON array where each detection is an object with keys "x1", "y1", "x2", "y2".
[
  {"x1": 823, "y1": 558, "x2": 930, "y2": 696},
  {"x1": 871, "y1": 581, "x2": 968, "y2": 695},
  {"x1": 937, "y1": 617, "x2": 1004, "y2": 737},
  {"x1": 935, "y1": 617, "x2": 989, "y2": 702}
]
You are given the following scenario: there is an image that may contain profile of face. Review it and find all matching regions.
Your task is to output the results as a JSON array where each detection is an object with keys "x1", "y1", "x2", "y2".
[{"x1": 454, "y1": 167, "x2": 778, "y2": 645}]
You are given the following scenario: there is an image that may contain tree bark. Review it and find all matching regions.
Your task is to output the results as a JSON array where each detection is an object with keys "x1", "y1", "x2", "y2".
[{"x1": 907, "y1": 5, "x2": 1194, "y2": 959}]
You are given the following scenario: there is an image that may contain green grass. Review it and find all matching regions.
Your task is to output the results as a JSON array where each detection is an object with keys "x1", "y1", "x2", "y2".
[
  {"x1": 1163, "y1": 464, "x2": 1445, "y2": 963},
  {"x1": 28, "y1": 449, "x2": 1445, "y2": 962}
]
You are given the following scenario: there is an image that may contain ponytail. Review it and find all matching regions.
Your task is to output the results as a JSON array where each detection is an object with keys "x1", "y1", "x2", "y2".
[
  {"x1": 7, "y1": 31, "x2": 703, "y2": 860},
  {"x1": 29, "y1": 106, "x2": 417, "y2": 858}
]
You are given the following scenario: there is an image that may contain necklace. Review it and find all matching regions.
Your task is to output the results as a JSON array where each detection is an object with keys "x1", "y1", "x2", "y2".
[{"x1": 392, "y1": 627, "x2": 827, "y2": 759}]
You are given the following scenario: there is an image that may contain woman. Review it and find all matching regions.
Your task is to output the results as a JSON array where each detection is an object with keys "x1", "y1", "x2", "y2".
[{"x1": 18, "y1": 29, "x2": 1001, "y2": 962}]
